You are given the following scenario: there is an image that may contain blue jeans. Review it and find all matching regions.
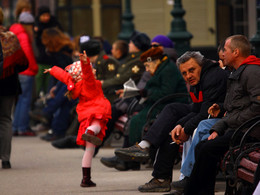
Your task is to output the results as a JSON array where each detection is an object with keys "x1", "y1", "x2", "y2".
[
  {"x1": 13, "y1": 75, "x2": 34, "y2": 132},
  {"x1": 180, "y1": 118, "x2": 220, "y2": 177}
]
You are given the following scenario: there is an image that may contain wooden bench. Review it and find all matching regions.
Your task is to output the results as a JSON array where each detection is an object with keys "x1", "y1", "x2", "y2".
[
  {"x1": 236, "y1": 149, "x2": 260, "y2": 184},
  {"x1": 222, "y1": 116, "x2": 260, "y2": 195}
]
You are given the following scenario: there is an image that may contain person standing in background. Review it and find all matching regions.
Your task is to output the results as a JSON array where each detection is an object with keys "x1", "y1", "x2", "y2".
[
  {"x1": 10, "y1": 12, "x2": 38, "y2": 136},
  {"x1": 111, "y1": 40, "x2": 129, "y2": 65},
  {"x1": 34, "y1": 6, "x2": 63, "y2": 97},
  {"x1": 14, "y1": 0, "x2": 31, "y2": 20},
  {"x1": 0, "y1": 7, "x2": 29, "y2": 168}
]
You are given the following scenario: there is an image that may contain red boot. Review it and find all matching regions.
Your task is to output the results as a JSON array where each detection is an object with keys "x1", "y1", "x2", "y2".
[
  {"x1": 81, "y1": 130, "x2": 102, "y2": 146},
  {"x1": 80, "y1": 167, "x2": 96, "y2": 187}
]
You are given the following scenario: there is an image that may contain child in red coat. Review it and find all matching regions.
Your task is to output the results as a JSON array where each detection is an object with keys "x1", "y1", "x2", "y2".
[{"x1": 44, "y1": 51, "x2": 111, "y2": 187}]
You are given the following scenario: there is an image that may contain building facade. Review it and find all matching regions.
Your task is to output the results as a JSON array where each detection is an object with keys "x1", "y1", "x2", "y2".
[{"x1": 1, "y1": 0, "x2": 258, "y2": 57}]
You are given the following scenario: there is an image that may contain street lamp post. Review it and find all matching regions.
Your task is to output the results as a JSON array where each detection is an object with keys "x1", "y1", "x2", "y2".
[
  {"x1": 167, "y1": 0, "x2": 193, "y2": 56},
  {"x1": 118, "y1": 0, "x2": 135, "y2": 42}
]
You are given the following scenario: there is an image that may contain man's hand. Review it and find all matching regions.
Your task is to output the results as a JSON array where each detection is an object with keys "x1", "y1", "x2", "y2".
[
  {"x1": 208, "y1": 131, "x2": 218, "y2": 140},
  {"x1": 208, "y1": 103, "x2": 220, "y2": 118},
  {"x1": 171, "y1": 125, "x2": 189, "y2": 144}
]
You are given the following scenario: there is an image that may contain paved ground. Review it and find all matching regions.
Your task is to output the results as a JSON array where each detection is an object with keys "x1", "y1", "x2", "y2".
[{"x1": 0, "y1": 135, "x2": 225, "y2": 195}]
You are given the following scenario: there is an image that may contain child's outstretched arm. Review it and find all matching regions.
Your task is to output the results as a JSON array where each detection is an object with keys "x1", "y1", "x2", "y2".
[
  {"x1": 79, "y1": 51, "x2": 96, "y2": 82},
  {"x1": 44, "y1": 66, "x2": 72, "y2": 86}
]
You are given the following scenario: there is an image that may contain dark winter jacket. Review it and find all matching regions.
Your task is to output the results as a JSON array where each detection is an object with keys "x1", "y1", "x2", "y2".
[
  {"x1": 47, "y1": 45, "x2": 73, "y2": 69},
  {"x1": 211, "y1": 55, "x2": 260, "y2": 136},
  {"x1": 47, "y1": 45, "x2": 73, "y2": 89},
  {"x1": 34, "y1": 16, "x2": 62, "y2": 64},
  {"x1": 0, "y1": 41, "x2": 2, "y2": 75},
  {"x1": 177, "y1": 58, "x2": 228, "y2": 135}
]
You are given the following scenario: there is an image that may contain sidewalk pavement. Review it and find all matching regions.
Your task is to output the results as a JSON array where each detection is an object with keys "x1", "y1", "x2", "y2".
[{"x1": 0, "y1": 136, "x2": 225, "y2": 195}]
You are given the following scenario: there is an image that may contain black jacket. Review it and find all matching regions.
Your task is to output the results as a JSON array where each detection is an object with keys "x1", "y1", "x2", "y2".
[
  {"x1": 34, "y1": 16, "x2": 63, "y2": 64},
  {"x1": 177, "y1": 59, "x2": 228, "y2": 135},
  {"x1": 211, "y1": 56, "x2": 260, "y2": 135}
]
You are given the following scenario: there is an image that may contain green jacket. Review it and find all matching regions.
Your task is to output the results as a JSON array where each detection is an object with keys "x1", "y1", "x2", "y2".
[
  {"x1": 129, "y1": 56, "x2": 188, "y2": 144},
  {"x1": 95, "y1": 50, "x2": 119, "y2": 81},
  {"x1": 102, "y1": 51, "x2": 145, "y2": 89}
]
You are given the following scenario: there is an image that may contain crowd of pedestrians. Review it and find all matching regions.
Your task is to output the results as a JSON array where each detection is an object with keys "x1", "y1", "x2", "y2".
[{"x1": 0, "y1": 1, "x2": 259, "y2": 194}]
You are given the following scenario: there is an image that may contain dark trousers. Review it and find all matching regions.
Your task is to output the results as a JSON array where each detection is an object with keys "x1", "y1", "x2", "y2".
[
  {"x1": 44, "y1": 82, "x2": 77, "y2": 136},
  {"x1": 43, "y1": 82, "x2": 69, "y2": 115},
  {"x1": 152, "y1": 135, "x2": 180, "y2": 179},
  {"x1": 0, "y1": 96, "x2": 15, "y2": 161},
  {"x1": 184, "y1": 130, "x2": 235, "y2": 195},
  {"x1": 143, "y1": 103, "x2": 191, "y2": 179}
]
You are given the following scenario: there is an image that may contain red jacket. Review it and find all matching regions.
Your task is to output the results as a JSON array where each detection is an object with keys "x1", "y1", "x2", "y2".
[
  {"x1": 9, "y1": 23, "x2": 38, "y2": 76},
  {"x1": 49, "y1": 60, "x2": 111, "y2": 123}
]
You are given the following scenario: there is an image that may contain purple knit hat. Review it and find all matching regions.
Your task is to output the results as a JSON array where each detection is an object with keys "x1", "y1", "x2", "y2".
[{"x1": 151, "y1": 35, "x2": 174, "y2": 48}]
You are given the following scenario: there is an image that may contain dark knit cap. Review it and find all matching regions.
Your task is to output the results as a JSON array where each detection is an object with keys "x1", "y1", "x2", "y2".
[
  {"x1": 131, "y1": 33, "x2": 151, "y2": 52},
  {"x1": 80, "y1": 39, "x2": 101, "y2": 57},
  {"x1": 38, "y1": 6, "x2": 50, "y2": 16}
]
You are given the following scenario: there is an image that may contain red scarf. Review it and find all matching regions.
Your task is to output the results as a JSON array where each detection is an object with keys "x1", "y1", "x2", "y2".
[{"x1": 239, "y1": 55, "x2": 260, "y2": 67}]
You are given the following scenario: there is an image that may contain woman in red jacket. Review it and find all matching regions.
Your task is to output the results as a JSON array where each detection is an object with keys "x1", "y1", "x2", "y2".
[
  {"x1": 44, "y1": 51, "x2": 111, "y2": 187},
  {"x1": 9, "y1": 12, "x2": 38, "y2": 136}
]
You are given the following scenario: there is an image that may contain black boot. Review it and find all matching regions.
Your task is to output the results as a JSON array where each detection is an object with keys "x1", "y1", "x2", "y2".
[
  {"x1": 100, "y1": 156, "x2": 140, "y2": 171},
  {"x1": 2, "y1": 161, "x2": 11, "y2": 169},
  {"x1": 80, "y1": 167, "x2": 96, "y2": 187},
  {"x1": 51, "y1": 136, "x2": 79, "y2": 149}
]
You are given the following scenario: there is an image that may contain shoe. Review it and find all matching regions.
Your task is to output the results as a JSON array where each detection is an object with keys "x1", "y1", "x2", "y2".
[
  {"x1": 100, "y1": 156, "x2": 119, "y2": 168},
  {"x1": 2, "y1": 161, "x2": 11, "y2": 169},
  {"x1": 13, "y1": 131, "x2": 18, "y2": 136},
  {"x1": 138, "y1": 178, "x2": 171, "y2": 192},
  {"x1": 44, "y1": 134, "x2": 64, "y2": 142},
  {"x1": 81, "y1": 133, "x2": 102, "y2": 146},
  {"x1": 115, "y1": 144, "x2": 149, "y2": 162},
  {"x1": 80, "y1": 167, "x2": 96, "y2": 187},
  {"x1": 163, "y1": 190, "x2": 184, "y2": 195},
  {"x1": 80, "y1": 179, "x2": 96, "y2": 187},
  {"x1": 171, "y1": 177, "x2": 189, "y2": 191},
  {"x1": 31, "y1": 123, "x2": 49, "y2": 132},
  {"x1": 100, "y1": 156, "x2": 127, "y2": 171},
  {"x1": 51, "y1": 136, "x2": 79, "y2": 149},
  {"x1": 100, "y1": 156, "x2": 140, "y2": 171},
  {"x1": 18, "y1": 130, "x2": 36, "y2": 136},
  {"x1": 40, "y1": 132, "x2": 53, "y2": 141},
  {"x1": 125, "y1": 161, "x2": 140, "y2": 171}
]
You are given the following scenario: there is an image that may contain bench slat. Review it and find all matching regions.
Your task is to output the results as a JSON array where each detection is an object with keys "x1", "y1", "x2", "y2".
[
  {"x1": 239, "y1": 157, "x2": 258, "y2": 172},
  {"x1": 248, "y1": 150, "x2": 260, "y2": 163},
  {"x1": 237, "y1": 168, "x2": 255, "y2": 184}
]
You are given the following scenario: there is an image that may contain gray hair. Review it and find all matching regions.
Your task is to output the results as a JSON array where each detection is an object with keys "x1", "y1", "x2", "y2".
[{"x1": 176, "y1": 51, "x2": 204, "y2": 67}]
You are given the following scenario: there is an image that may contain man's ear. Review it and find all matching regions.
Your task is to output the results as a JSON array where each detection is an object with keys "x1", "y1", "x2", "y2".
[{"x1": 233, "y1": 48, "x2": 240, "y2": 57}]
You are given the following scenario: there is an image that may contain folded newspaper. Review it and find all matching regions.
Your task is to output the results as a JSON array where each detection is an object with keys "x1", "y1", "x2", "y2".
[{"x1": 122, "y1": 78, "x2": 140, "y2": 98}]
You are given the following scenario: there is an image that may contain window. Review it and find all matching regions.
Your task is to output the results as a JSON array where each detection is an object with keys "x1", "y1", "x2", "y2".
[{"x1": 56, "y1": 0, "x2": 92, "y2": 37}]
